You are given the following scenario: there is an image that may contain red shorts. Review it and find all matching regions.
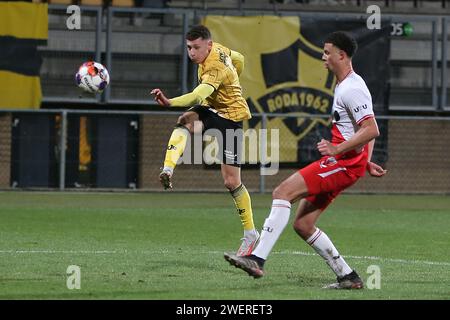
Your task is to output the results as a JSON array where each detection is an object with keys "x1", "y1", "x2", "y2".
[{"x1": 299, "y1": 154, "x2": 367, "y2": 210}]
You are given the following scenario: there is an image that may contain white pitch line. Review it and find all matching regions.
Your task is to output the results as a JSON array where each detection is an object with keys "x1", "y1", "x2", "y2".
[
  {"x1": 0, "y1": 249, "x2": 449, "y2": 267},
  {"x1": 272, "y1": 250, "x2": 450, "y2": 267},
  {"x1": 0, "y1": 250, "x2": 118, "y2": 254}
]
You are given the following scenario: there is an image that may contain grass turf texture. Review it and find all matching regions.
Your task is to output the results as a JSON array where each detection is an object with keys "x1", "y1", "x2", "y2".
[{"x1": 0, "y1": 192, "x2": 449, "y2": 299}]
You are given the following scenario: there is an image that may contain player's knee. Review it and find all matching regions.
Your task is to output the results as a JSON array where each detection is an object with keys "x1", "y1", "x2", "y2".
[
  {"x1": 177, "y1": 114, "x2": 198, "y2": 134},
  {"x1": 224, "y1": 177, "x2": 240, "y2": 191},
  {"x1": 177, "y1": 114, "x2": 189, "y2": 126},
  {"x1": 184, "y1": 123, "x2": 194, "y2": 134},
  {"x1": 176, "y1": 121, "x2": 193, "y2": 134},
  {"x1": 272, "y1": 185, "x2": 287, "y2": 200}
]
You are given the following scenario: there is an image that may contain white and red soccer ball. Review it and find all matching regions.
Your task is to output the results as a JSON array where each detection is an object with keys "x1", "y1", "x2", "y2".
[{"x1": 75, "y1": 61, "x2": 110, "y2": 94}]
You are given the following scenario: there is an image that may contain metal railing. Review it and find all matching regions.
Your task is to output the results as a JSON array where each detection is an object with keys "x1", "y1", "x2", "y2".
[{"x1": 1, "y1": 109, "x2": 449, "y2": 194}]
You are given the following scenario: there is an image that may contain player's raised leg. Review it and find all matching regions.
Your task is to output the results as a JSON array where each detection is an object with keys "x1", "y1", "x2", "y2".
[
  {"x1": 160, "y1": 111, "x2": 202, "y2": 190},
  {"x1": 224, "y1": 171, "x2": 308, "y2": 277},
  {"x1": 221, "y1": 164, "x2": 259, "y2": 256}
]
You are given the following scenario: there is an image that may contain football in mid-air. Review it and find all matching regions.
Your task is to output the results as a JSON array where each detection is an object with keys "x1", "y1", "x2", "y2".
[{"x1": 75, "y1": 61, "x2": 110, "y2": 94}]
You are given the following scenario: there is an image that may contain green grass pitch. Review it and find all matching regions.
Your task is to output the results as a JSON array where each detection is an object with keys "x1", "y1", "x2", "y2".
[{"x1": 0, "y1": 191, "x2": 449, "y2": 300}]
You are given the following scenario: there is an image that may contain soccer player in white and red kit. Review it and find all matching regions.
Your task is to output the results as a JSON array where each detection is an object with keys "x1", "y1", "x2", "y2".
[{"x1": 224, "y1": 31, "x2": 387, "y2": 289}]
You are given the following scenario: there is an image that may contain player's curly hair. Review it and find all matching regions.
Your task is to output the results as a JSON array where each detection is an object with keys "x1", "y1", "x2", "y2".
[
  {"x1": 325, "y1": 31, "x2": 358, "y2": 58},
  {"x1": 186, "y1": 25, "x2": 212, "y2": 41}
]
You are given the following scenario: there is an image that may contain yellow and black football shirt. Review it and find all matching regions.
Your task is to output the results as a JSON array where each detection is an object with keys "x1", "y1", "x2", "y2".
[
  {"x1": 0, "y1": 2, "x2": 48, "y2": 109},
  {"x1": 198, "y1": 42, "x2": 251, "y2": 122}
]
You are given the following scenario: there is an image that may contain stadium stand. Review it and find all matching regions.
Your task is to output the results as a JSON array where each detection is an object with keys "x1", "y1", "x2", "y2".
[
  {"x1": 40, "y1": 0, "x2": 450, "y2": 109},
  {"x1": 40, "y1": 0, "x2": 450, "y2": 11}
]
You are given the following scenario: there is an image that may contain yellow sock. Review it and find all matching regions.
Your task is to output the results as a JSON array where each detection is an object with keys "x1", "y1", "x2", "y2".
[
  {"x1": 230, "y1": 184, "x2": 255, "y2": 231},
  {"x1": 163, "y1": 126, "x2": 189, "y2": 170}
]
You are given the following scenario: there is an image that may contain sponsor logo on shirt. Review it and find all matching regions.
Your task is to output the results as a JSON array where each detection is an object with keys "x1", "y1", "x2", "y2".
[{"x1": 353, "y1": 104, "x2": 368, "y2": 113}]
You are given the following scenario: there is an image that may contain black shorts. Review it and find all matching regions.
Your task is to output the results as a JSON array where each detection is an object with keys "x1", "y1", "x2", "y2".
[{"x1": 188, "y1": 105, "x2": 243, "y2": 167}]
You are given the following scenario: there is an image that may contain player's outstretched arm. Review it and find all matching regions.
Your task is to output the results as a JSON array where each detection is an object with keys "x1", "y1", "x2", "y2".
[
  {"x1": 150, "y1": 84, "x2": 214, "y2": 107},
  {"x1": 230, "y1": 50, "x2": 245, "y2": 76},
  {"x1": 169, "y1": 84, "x2": 215, "y2": 107}
]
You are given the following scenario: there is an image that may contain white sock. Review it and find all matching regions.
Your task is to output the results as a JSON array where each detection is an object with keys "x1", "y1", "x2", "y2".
[
  {"x1": 252, "y1": 199, "x2": 291, "y2": 260},
  {"x1": 306, "y1": 228, "x2": 352, "y2": 277}
]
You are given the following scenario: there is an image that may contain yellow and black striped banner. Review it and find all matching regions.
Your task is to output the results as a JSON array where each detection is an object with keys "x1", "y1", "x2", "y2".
[
  {"x1": 0, "y1": 2, "x2": 48, "y2": 109},
  {"x1": 204, "y1": 16, "x2": 390, "y2": 166}
]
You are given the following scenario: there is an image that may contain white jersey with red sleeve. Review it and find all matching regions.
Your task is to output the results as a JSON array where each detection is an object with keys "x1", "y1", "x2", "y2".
[
  {"x1": 331, "y1": 71, "x2": 374, "y2": 157},
  {"x1": 298, "y1": 72, "x2": 374, "y2": 207}
]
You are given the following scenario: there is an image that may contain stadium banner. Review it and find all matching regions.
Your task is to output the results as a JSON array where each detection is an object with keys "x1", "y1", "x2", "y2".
[
  {"x1": 203, "y1": 16, "x2": 390, "y2": 167},
  {"x1": 0, "y1": 2, "x2": 48, "y2": 109}
]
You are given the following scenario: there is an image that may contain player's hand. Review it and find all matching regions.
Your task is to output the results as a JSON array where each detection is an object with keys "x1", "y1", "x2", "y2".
[
  {"x1": 150, "y1": 88, "x2": 171, "y2": 107},
  {"x1": 317, "y1": 139, "x2": 338, "y2": 156},
  {"x1": 367, "y1": 161, "x2": 387, "y2": 177}
]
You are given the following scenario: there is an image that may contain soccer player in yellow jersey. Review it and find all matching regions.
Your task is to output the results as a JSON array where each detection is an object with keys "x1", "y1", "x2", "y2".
[{"x1": 150, "y1": 25, "x2": 259, "y2": 256}]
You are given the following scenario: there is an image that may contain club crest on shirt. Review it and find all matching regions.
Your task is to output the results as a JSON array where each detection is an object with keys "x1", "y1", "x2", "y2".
[{"x1": 320, "y1": 156, "x2": 337, "y2": 168}]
